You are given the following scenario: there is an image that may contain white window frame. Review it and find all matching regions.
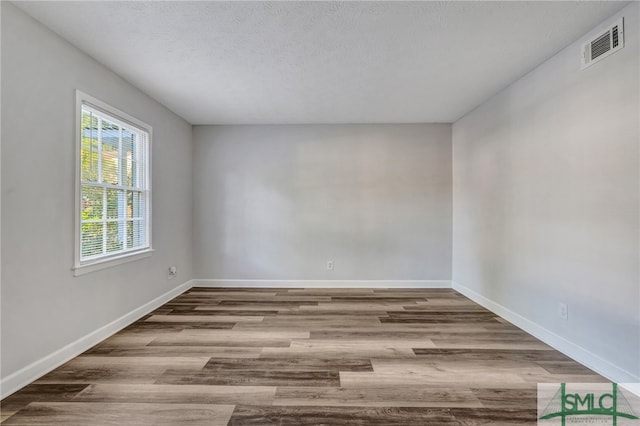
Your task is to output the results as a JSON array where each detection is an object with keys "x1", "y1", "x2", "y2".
[{"x1": 73, "y1": 90, "x2": 153, "y2": 276}]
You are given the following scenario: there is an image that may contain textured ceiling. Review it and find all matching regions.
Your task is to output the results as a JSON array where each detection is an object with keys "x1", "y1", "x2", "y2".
[{"x1": 14, "y1": 1, "x2": 629, "y2": 124}]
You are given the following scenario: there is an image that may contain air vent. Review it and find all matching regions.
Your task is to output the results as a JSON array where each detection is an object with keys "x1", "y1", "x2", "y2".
[{"x1": 582, "y1": 18, "x2": 624, "y2": 69}]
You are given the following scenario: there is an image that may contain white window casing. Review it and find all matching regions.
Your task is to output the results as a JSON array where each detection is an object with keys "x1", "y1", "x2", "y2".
[{"x1": 74, "y1": 91, "x2": 153, "y2": 276}]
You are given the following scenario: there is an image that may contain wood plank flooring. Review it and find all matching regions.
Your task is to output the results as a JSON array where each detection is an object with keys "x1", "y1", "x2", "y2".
[{"x1": 0, "y1": 288, "x2": 619, "y2": 425}]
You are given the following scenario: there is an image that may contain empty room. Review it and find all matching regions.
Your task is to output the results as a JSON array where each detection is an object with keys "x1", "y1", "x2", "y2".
[{"x1": 1, "y1": 1, "x2": 639, "y2": 425}]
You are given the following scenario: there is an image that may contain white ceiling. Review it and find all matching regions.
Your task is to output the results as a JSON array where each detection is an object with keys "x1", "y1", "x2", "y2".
[{"x1": 15, "y1": 1, "x2": 628, "y2": 125}]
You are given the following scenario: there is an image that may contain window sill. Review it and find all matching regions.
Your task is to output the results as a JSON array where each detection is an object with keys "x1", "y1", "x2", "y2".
[{"x1": 73, "y1": 249, "x2": 154, "y2": 277}]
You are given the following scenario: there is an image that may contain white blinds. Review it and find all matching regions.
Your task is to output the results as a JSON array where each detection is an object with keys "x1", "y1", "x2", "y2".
[{"x1": 79, "y1": 104, "x2": 150, "y2": 262}]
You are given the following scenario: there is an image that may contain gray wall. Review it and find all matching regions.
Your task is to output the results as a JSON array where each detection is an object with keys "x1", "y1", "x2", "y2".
[
  {"x1": 1, "y1": 3, "x2": 193, "y2": 378},
  {"x1": 452, "y1": 3, "x2": 639, "y2": 379},
  {"x1": 193, "y1": 124, "x2": 452, "y2": 280}
]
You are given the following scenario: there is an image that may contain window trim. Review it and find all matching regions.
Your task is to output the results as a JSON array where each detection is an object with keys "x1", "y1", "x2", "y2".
[{"x1": 73, "y1": 90, "x2": 153, "y2": 276}]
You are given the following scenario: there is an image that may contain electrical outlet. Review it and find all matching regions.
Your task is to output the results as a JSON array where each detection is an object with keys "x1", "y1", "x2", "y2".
[
  {"x1": 558, "y1": 302, "x2": 568, "y2": 320},
  {"x1": 327, "y1": 260, "x2": 334, "y2": 271},
  {"x1": 168, "y1": 266, "x2": 177, "y2": 279}
]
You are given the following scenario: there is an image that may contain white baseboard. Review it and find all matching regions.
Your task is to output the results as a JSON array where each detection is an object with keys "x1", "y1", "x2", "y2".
[
  {"x1": 0, "y1": 280, "x2": 193, "y2": 399},
  {"x1": 452, "y1": 281, "x2": 640, "y2": 396},
  {"x1": 193, "y1": 279, "x2": 452, "y2": 289}
]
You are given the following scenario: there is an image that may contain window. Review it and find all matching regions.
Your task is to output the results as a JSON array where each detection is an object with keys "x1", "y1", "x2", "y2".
[{"x1": 74, "y1": 91, "x2": 152, "y2": 275}]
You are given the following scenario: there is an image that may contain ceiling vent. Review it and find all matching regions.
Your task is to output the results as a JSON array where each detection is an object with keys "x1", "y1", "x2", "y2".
[{"x1": 581, "y1": 18, "x2": 624, "y2": 69}]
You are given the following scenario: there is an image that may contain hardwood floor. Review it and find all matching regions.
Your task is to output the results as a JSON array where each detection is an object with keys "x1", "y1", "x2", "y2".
[{"x1": 0, "y1": 288, "x2": 618, "y2": 425}]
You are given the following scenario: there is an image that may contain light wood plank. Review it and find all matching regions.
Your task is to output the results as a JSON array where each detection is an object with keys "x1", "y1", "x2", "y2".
[
  {"x1": 2, "y1": 402, "x2": 234, "y2": 425},
  {"x1": 145, "y1": 315, "x2": 264, "y2": 323},
  {"x1": 74, "y1": 384, "x2": 275, "y2": 405},
  {"x1": 273, "y1": 386, "x2": 484, "y2": 408}
]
